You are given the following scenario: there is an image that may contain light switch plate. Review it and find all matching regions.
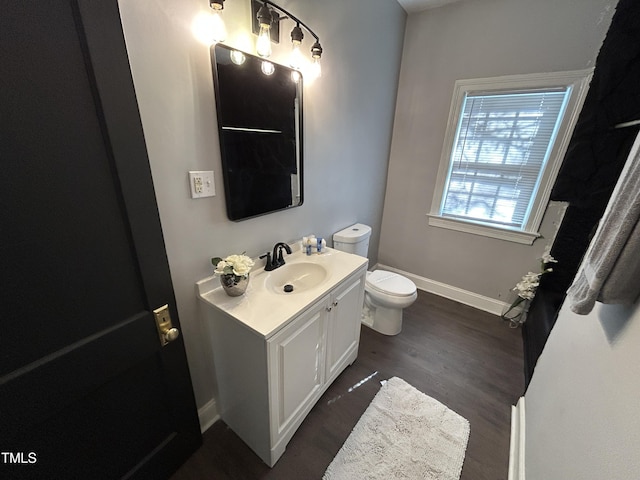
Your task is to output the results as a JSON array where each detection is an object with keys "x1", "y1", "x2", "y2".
[{"x1": 188, "y1": 171, "x2": 215, "y2": 198}]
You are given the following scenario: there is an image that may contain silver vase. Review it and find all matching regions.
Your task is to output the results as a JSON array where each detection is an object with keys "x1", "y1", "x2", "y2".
[{"x1": 220, "y1": 273, "x2": 249, "y2": 297}]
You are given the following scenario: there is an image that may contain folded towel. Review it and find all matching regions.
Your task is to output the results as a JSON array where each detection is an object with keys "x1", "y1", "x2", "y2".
[{"x1": 567, "y1": 131, "x2": 640, "y2": 314}]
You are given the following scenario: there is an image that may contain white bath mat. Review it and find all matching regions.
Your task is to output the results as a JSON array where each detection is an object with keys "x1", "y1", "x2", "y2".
[{"x1": 323, "y1": 377, "x2": 470, "y2": 480}]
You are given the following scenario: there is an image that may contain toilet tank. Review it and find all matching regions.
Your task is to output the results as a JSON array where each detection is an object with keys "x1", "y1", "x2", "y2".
[{"x1": 333, "y1": 223, "x2": 372, "y2": 258}]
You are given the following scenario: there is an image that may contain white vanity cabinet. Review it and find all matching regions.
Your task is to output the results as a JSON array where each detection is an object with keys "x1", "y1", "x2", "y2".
[
  {"x1": 325, "y1": 276, "x2": 365, "y2": 382},
  {"x1": 197, "y1": 250, "x2": 367, "y2": 467},
  {"x1": 268, "y1": 274, "x2": 364, "y2": 459}
]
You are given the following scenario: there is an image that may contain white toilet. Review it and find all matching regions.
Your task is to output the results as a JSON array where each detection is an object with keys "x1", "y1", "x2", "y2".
[{"x1": 333, "y1": 223, "x2": 417, "y2": 336}]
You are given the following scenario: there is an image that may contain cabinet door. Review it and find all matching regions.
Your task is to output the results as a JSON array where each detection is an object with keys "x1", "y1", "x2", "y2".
[
  {"x1": 268, "y1": 299, "x2": 326, "y2": 443},
  {"x1": 326, "y1": 274, "x2": 365, "y2": 382}
]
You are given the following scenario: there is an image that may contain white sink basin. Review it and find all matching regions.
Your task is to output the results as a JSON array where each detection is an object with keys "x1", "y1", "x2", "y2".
[
  {"x1": 197, "y1": 247, "x2": 370, "y2": 337},
  {"x1": 265, "y1": 262, "x2": 328, "y2": 294}
]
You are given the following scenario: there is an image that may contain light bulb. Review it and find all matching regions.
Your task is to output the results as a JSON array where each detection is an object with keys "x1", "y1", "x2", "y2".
[
  {"x1": 191, "y1": 12, "x2": 216, "y2": 45},
  {"x1": 210, "y1": 9, "x2": 227, "y2": 43},
  {"x1": 261, "y1": 61, "x2": 275, "y2": 76},
  {"x1": 256, "y1": 25, "x2": 272, "y2": 57},
  {"x1": 310, "y1": 56, "x2": 322, "y2": 78},
  {"x1": 256, "y1": 3, "x2": 273, "y2": 58},
  {"x1": 310, "y1": 40, "x2": 323, "y2": 79},
  {"x1": 291, "y1": 70, "x2": 301, "y2": 83},
  {"x1": 289, "y1": 25, "x2": 304, "y2": 70},
  {"x1": 290, "y1": 41, "x2": 304, "y2": 70}
]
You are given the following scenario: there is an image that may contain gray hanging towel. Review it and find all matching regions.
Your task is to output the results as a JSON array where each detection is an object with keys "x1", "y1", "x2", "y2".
[{"x1": 567, "y1": 130, "x2": 640, "y2": 314}]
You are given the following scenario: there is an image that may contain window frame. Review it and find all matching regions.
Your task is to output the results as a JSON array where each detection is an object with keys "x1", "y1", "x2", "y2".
[{"x1": 428, "y1": 70, "x2": 592, "y2": 245}]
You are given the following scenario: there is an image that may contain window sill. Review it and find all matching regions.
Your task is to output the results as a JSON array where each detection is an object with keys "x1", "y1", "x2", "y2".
[{"x1": 427, "y1": 215, "x2": 540, "y2": 245}]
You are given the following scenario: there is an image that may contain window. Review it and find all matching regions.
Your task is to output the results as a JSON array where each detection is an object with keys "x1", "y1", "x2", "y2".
[{"x1": 429, "y1": 71, "x2": 592, "y2": 244}]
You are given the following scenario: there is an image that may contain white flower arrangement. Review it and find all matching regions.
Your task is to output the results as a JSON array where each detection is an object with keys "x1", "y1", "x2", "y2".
[
  {"x1": 211, "y1": 253, "x2": 255, "y2": 280},
  {"x1": 502, "y1": 251, "x2": 558, "y2": 327}
]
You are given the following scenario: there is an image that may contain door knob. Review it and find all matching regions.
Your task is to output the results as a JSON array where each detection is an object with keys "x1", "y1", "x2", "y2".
[
  {"x1": 164, "y1": 327, "x2": 180, "y2": 343},
  {"x1": 153, "y1": 304, "x2": 180, "y2": 346}
]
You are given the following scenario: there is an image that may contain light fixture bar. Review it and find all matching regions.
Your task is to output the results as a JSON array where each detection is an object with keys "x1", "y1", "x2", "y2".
[
  {"x1": 257, "y1": 0, "x2": 320, "y2": 42},
  {"x1": 250, "y1": 0, "x2": 323, "y2": 76}
]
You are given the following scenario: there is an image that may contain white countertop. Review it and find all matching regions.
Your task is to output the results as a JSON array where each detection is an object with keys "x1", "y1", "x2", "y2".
[{"x1": 197, "y1": 247, "x2": 368, "y2": 338}]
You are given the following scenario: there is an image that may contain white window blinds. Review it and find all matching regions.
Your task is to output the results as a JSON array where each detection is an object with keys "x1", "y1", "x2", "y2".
[{"x1": 440, "y1": 89, "x2": 570, "y2": 229}]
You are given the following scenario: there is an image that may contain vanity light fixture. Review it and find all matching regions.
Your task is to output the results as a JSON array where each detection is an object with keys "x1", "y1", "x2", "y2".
[
  {"x1": 310, "y1": 40, "x2": 323, "y2": 78},
  {"x1": 289, "y1": 24, "x2": 304, "y2": 70},
  {"x1": 251, "y1": 0, "x2": 323, "y2": 77},
  {"x1": 209, "y1": 0, "x2": 227, "y2": 43},
  {"x1": 256, "y1": 2, "x2": 273, "y2": 57}
]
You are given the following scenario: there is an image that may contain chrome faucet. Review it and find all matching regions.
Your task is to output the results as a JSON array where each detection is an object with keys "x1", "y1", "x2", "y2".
[{"x1": 260, "y1": 242, "x2": 292, "y2": 271}]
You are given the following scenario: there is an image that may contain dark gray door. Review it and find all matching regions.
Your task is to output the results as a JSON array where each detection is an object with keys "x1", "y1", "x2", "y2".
[{"x1": 0, "y1": 1, "x2": 201, "y2": 478}]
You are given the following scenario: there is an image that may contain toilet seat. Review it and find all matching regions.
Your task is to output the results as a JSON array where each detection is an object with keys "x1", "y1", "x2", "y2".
[{"x1": 366, "y1": 270, "x2": 416, "y2": 297}]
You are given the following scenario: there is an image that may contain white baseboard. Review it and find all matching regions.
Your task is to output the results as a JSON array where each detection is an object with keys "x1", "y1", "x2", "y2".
[
  {"x1": 197, "y1": 397, "x2": 220, "y2": 434},
  {"x1": 376, "y1": 264, "x2": 508, "y2": 316},
  {"x1": 508, "y1": 396, "x2": 526, "y2": 480}
]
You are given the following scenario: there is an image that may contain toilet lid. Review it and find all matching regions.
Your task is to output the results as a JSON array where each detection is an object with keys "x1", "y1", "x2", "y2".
[{"x1": 366, "y1": 270, "x2": 416, "y2": 297}]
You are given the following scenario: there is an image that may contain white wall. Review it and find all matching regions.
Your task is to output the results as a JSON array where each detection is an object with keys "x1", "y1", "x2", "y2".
[
  {"x1": 524, "y1": 300, "x2": 640, "y2": 479},
  {"x1": 380, "y1": 0, "x2": 615, "y2": 304},
  {"x1": 117, "y1": 0, "x2": 406, "y2": 411}
]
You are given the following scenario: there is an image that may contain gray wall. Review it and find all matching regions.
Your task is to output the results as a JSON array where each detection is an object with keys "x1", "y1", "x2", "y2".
[
  {"x1": 380, "y1": 0, "x2": 615, "y2": 303},
  {"x1": 524, "y1": 301, "x2": 640, "y2": 479},
  {"x1": 118, "y1": 0, "x2": 406, "y2": 410}
]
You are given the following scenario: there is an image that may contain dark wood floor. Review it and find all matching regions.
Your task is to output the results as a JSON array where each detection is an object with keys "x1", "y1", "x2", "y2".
[{"x1": 171, "y1": 290, "x2": 524, "y2": 480}]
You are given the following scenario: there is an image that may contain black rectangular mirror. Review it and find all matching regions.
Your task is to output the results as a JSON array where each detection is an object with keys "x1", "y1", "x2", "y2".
[{"x1": 211, "y1": 44, "x2": 303, "y2": 221}]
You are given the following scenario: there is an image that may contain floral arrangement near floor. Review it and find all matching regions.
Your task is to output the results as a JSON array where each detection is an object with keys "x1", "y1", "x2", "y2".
[{"x1": 502, "y1": 252, "x2": 558, "y2": 328}]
